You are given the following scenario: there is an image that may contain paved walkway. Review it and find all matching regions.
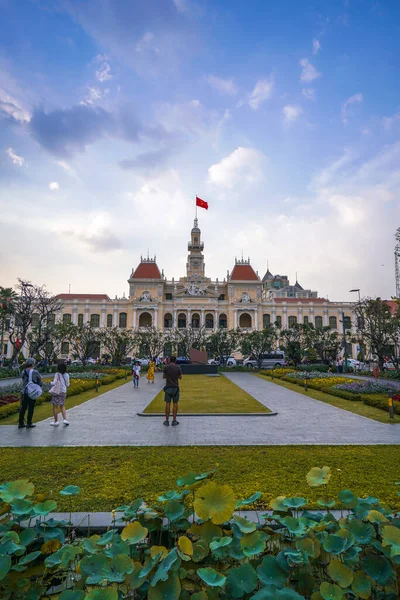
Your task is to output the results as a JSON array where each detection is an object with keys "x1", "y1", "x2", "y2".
[{"x1": 0, "y1": 373, "x2": 398, "y2": 447}]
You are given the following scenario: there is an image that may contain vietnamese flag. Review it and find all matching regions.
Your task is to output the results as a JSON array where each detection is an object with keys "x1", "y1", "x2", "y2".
[{"x1": 196, "y1": 196, "x2": 208, "y2": 210}]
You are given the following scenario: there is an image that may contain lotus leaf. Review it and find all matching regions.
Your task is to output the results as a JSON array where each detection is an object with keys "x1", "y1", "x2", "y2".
[
  {"x1": 33, "y1": 500, "x2": 57, "y2": 516},
  {"x1": 59, "y1": 485, "x2": 80, "y2": 496},
  {"x1": 191, "y1": 593, "x2": 208, "y2": 600},
  {"x1": 125, "y1": 561, "x2": 147, "y2": 589},
  {"x1": 296, "y1": 537, "x2": 319, "y2": 558},
  {"x1": 79, "y1": 554, "x2": 110, "y2": 583},
  {"x1": 177, "y1": 470, "x2": 215, "y2": 487},
  {"x1": 192, "y1": 539, "x2": 209, "y2": 562},
  {"x1": 250, "y1": 587, "x2": 305, "y2": 600},
  {"x1": 226, "y1": 563, "x2": 257, "y2": 598},
  {"x1": 17, "y1": 550, "x2": 41, "y2": 566},
  {"x1": 177, "y1": 536, "x2": 193, "y2": 560},
  {"x1": 283, "y1": 548, "x2": 307, "y2": 568},
  {"x1": 269, "y1": 496, "x2": 288, "y2": 511},
  {"x1": 306, "y1": 466, "x2": 331, "y2": 487},
  {"x1": 194, "y1": 481, "x2": 236, "y2": 524},
  {"x1": 10, "y1": 498, "x2": 33, "y2": 516},
  {"x1": 319, "y1": 582, "x2": 343, "y2": 600},
  {"x1": 342, "y1": 545, "x2": 361, "y2": 568},
  {"x1": 0, "y1": 555, "x2": 11, "y2": 581},
  {"x1": 361, "y1": 552, "x2": 394, "y2": 584},
  {"x1": 209, "y1": 536, "x2": 232, "y2": 551},
  {"x1": 19, "y1": 528, "x2": 36, "y2": 547},
  {"x1": 235, "y1": 491, "x2": 262, "y2": 508},
  {"x1": 322, "y1": 534, "x2": 348, "y2": 555},
  {"x1": 158, "y1": 489, "x2": 190, "y2": 502},
  {"x1": 233, "y1": 515, "x2": 257, "y2": 533},
  {"x1": 83, "y1": 534, "x2": 102, "y2": 554},
  {"x1": 282, "y1": 497, "x2": 308, "y2": 509},
  {"x1": 351, "y1": 570, "x2": 372, "y2": 599},
  {"x1": 240, "y1": 531, "x2": 268, "y2": 557},
  {"x1": 281, "y1": 516, "x2": 308, "y2": 536},
  {"x1": 43, "y1": 527, "x2": 65, "y2": 544},
  {"x1": 226, "y1": 536, "x2": 247, "y2": 560},
  {"x1": 108, "y1": 553, "x2": 134, "y2": 582},
  {"x1": 188, "y1": 521, "x2": 223, "y2": 542},
  {"x1": 257, "y1": 555, "x2": 288, "y2": 587},
  {"x1": 41, "y1": 539, "x2": 62, "y2": 554},
  {"x1": 327, "y1": 559, "x2": 353, "y2": 588},
  {"x1": 317, "y1": 498, "x2": 336, "y2": 508},
  {"x1": 164, "y1": 500, "x2": 185, "y2": 522},
  {"x1": 366, "y1": 509, "x2": 388, "y2": 524},
  {"x1": 382, "y1": 525, "x2": 400, "y2": 557},
  {"x1": 43, "y1": 517, "x2": 69, "y2": 527},
  {"x1": 338, "y1": 490, "x2": 358, "y2": 509},
  {"x1": 58, "y1": 591, "x2": 85, "y2": 600},
  {"x1": 97, "y1": 530, "x2": 116, "y2": 546},
  {"x1": 84, "y1": 590, "x2": 118, "y2": 600},
  {"x1": 121, "y1": 521, "x2": 148, "y2": 543},
  {"x1": 197, "y1": 567, "x2": 227, "y2": 587},
  {"x1": 151, "y1": 548, "x2": 179, "y2": 586},
  {"x1": 151, "y1": 546, "x2": 169, "y2": 560},
  {"x1": 140, "y1": 551, "x2": 164, "y2": 577},
  {"x1": 347, "y1": 519, "x2": 374, "y2": 544},
  {"x1": 0, "y1": 480, "x2": 34, "y2": 502},
  {"x1": 148, "y1": 571, "x2": 181, "y2": 600}
]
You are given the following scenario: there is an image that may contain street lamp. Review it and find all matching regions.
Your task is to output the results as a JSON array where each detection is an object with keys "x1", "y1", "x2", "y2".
[{"x1": 349, "y1": 289, "x2": 361, "y2": 303}]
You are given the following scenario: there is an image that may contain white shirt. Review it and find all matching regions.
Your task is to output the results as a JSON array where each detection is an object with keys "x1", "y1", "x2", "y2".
[{"x1": 52, "y1": 372, "x2": 70, "y2": 393}]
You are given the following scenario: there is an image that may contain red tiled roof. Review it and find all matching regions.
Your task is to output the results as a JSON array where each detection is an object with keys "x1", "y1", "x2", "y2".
[
  {"x1": 230, "y1": 264, "x2": 259, "y2": 281},
  {"x1": 132, "y1": 262, "x2": 161, "y2": 279},
  {"x1": 385, "y1": 300, "x2": 399, "y2": 314},
  {"x1": 56, "y1": 294, "x2": 110, "y2": 300}
]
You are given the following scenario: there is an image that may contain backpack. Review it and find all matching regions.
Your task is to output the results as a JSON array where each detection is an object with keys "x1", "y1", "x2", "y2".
[{"x1": 25, "y1": 369, "x2": 43, "y2": 401}]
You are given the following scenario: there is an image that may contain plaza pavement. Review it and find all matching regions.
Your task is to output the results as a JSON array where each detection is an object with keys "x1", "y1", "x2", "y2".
[{"x1": 0, "y1": 373, "x2": 399, "y2": 447}]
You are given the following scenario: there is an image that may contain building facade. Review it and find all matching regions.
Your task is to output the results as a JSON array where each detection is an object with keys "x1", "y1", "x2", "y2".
[{"x1": 2, "y1": 219, "x2": 358, "y2": 359}]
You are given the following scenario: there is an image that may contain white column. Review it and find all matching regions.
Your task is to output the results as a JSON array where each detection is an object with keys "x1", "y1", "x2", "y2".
[
  {"x1": 309, "y1": 306, "x2": 314, "y2": 325},
  {"x1": 201, "y1": 309, "x2": 205, "y2": 327},
  {"x1": 85, "y1": 303, "x2": 89, "y2": 324},
  {"x1": 113, "y1": 306, "x2": 118, "y2": 327},
  {"x1": 214, "y1": 309, "x2": 218, "y2": 330},
  {"x1": 72, "y1": 304, "x2": 78, "y2": 325},
  {"x1": 323, "y1": 308, "x2": 329, "y2": 327},
  {"x1": 254, "y1": 308, "x2": 258, "y2": 330},
  {"x1": 298, "y1": 306, "x2": 303, "y2": 324},
  {"x1": 7, "y1": 340, "x2": 11, "y2": 358},
  {"x1": 234, "y1": 309, "x2": 238, "y2": 328},
  {"x1": 101, "y1": 305, "x2": 106, "y2": 327},
  {"x1": 57, "y1": 308, "x2": 62, "y2": 324},
  {"x1": 283, "y1": 306, "x2": 287, "y2": 328},
  {"x1": 272, "y1": 306, "x2": 276, "y2": 325},
  {"x1": 187, "y1": 309, "x2": 191, "y2": 327},
  {"x1": 154, "y1": 308, "x2": 158, "y2": 328},
  {"x1": 133, "y1": 308, "x2": 137, "y2": 329}
]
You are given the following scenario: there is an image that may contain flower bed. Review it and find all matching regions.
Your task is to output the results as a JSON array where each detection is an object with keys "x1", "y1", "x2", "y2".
[
  {"x1": 0, "y1": 366, "x2": 20, "y2": 380},
  {"x1": 334, "y1": 380, "x2": 400, "y2": 394}
]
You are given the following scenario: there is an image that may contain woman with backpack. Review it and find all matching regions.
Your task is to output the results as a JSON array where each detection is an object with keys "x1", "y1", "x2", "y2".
[{"x1": 49, "y1": 363, "x2": 70, "y2": 426}]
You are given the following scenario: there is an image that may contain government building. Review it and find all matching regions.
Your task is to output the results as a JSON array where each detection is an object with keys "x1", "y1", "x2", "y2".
[{"x1": 2, "y1": 219, "x2": 357, "y2": 359}]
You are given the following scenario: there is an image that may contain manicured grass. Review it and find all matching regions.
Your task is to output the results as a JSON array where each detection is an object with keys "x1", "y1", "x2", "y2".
[
  {"x1": 0, "y1": 378, "x2": 131, "y2": 425},
  {"x1": 143, "y1": 374, "x2": 271, "y2": 413},
  {"x1": 0, "y1": 446, "x2": 399, "y2": 511},
  {"x1": 258, "y1": 373, "x2": 400, "y2": 423}
]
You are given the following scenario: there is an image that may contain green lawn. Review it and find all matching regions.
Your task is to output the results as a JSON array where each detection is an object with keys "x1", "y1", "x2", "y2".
[
  {"x1": 0, "y1": 446, "x2": 399, "y2": 511},
  {"x1": 0, "y1": 378, "x2": 130, "y2": 425},
  {"x1": 143, "y1": 374, "x2": 271, "y2": 413},
  {"x1": 258, "y1": 373, "x2": 400, "y2": 423}
]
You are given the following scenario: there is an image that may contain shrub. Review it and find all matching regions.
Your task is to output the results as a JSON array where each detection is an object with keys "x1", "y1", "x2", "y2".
[
  {"x1": 0, "y1": 467, "x2": 399, "y2": 599},
  {"x1": 296, "y1": 363, "x2": 330, "y2": 372},
  {"x1": 334, "y1": 380, "x2": 400, "y2": 394},
  {"x1": 0, "y1": 366, "x2": 20, "y2": 380},
  {"x1": 363, "y1": 394, "x2": 400, "y2": 415}
]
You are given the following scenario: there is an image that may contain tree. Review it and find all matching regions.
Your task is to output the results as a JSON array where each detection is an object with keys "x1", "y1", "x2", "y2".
[
  {"x1": 135, "y1": 326, "x2": 167, "y2": 360},
  {"x1": 208, "y1": 328, "x2": 241, "y2": 362},
  {"x1": 279, "y1": 325, "x2": 302, "y2": 365},
  {"x1": 26, "y1": 291, "x2": 63, "y2": 359},
  {"x1": 64, "y1": 323, "x2": 100, "y2": 364},
  {"x1": 240, "y1": 326, "x2": 277, "y2": 368},
  {"x1": 353, "y1": 298, "x2": 398, "y2": 369},
  {"x1": 99, "y1": 327, "x2": 138, "y2": 365},
  {"x1": 171, "y1": 326, "x2": 208, "y2": 358},
  {"x1": 0, "y1": 286, "x2": 18, "y2": 363},
  {"x1": 301, "y1": 324, "x2": 341, "y2": 363}
]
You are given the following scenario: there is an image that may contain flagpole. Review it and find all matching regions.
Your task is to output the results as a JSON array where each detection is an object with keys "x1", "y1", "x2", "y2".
[{"x1": 195, "y1": 196, "x2": 197, "y2": 220}]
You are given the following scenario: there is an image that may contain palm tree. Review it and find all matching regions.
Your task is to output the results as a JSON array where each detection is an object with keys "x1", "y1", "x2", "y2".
[{"x1": 0, "y1": 286, "x2": 18, "y2": 365}]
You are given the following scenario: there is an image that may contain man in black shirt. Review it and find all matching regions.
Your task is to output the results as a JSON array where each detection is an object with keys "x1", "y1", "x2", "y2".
[{"x1": 163, "y1": 356, "x2": 182, "y2": 426}]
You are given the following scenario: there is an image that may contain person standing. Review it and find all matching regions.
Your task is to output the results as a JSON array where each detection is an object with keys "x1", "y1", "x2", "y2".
[
  {"x1": 19, "y1": 358, "x2": 42, "y2": 429},
  {"x1": 163, "y1": 355, "x2": 182, "y2": 427},
  {"x1": 372, "y1": 359, "x2": 380, "y2": 380},
  {"x1": 147, "y1": 359, "x2": 155, "y2": 384},
  {"x1": 132, "y1": 361, "x2": 141, "y2": 388},
  {"x1": 49, "y1": 363, "x2": 70, "y2": 426}
]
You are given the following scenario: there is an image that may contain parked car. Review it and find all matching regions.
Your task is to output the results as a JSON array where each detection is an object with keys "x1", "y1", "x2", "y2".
[
  {"x1": 132, "y1": 358, "x2": 150, "y2": 367},
  {"x1": 71, "y1": 357, "x2": 96, "y2": 366},
  {"x1": 344, "y1": 358, "x2": 364, "y2": 371},
  {"x1": 176, "y1": 356, "x2": 190, "y2": 365},
  {"x1": 383, "y1": 360, "x2": 397, "y2": 371},
  {"x1": 208, "y1": 356, "x2": 237, "y2": 367},
  {"x1": 243, "y1": 352, "x2": 286, "y2": 370}
]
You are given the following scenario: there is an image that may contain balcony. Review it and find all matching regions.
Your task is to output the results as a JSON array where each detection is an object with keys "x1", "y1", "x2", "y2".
[{"x1": 188, "y1": 242, "x2": 204, "y2": 251}]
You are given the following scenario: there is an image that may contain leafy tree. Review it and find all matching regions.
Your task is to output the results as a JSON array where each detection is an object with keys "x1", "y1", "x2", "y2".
[
  {"x1": 0, "y1": 286, "x2": 18, "y2": 364},
  {"x1": 171, "y1": 326, "x2": 208, "y2": 358},
  {"x1": 64, "y1": 323, "x2": 100, "y2": 364},
  {"x1": 240, "y1": 326, "x2": 277, "y2": 368},
  {"x1": 279, "y1": 325, "x2": 302, "y2": 365},
  {"x1": 306, "y1": 325, "x2": 341, "y2": 362},
  {"x1": 99, "y1": 327, "x2": 138, "y2": 365},
  {"x1": 26, "y1": 292, "x2": 63, "y2": 359},
  {"x1": 135, "y1": 326, "x2": 167, "y2": 360},
  {"x1": 208, "y1": 328, "x2": 241, "y2": 362},
  {"x1": 354, "y1": 298, "x2": 399, "y2": 368}
]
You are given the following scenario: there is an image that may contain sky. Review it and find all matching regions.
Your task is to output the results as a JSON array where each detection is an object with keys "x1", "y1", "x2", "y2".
[{"x1": 1, "y1": 0, "x2": 400, "y2": 302}]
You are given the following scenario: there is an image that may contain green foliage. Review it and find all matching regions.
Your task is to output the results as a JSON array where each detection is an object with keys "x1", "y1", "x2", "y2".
[{"x1": 0, "y1": 468, "x2": 399, "y2": 599}]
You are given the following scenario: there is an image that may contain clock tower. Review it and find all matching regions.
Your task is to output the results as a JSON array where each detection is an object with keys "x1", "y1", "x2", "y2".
[{"x1": 186, "y1": 218, "x2": 205, "y2": 277}]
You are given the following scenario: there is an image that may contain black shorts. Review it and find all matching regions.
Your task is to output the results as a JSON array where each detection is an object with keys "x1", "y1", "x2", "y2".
[{"x1": 164, "y1": 386, "x2": 180, "y2": 403}]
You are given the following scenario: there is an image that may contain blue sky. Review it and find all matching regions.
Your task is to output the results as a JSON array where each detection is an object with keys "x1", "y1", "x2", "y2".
[{"x1": 1, "y1": 0, "x2": 399, "y2": 300}]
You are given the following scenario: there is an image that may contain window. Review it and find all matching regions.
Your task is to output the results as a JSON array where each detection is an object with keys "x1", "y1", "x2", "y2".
[
  {"x1": 357, "y1": 316, "x2": 365, "y2": 329},
  {"x1": 3, "y1": 343, "x2": 7, "y2": 355},
  {"x1": 61, "y1": 342, "x2": 69, "y2": 354},
  {"x1": 273, "y1": 281, "x2": 280, "y2": 288},
  {"x1": 303, "y1": 316, "x2": 309, "y2": 325},
  {"x1": 329, "y1": 316, "x2": 337, "y2": 329},
  {"x1": 165, "y1": 293, "x2": 173, "y2": 300},
  {"x1": 164, "y1": 313, "x2": 173, "y2": 328},
  {"x1": 139, "y1": 312, "x2": 152, "y2": 327},
  {"x1": 275, "y1": 315, "x2": 282, "y2": 328},
  {"x1": 191, "y1": 313, "x2": 200, "y2": 328},
  {"x1": 288, "y1": 315, "x2": 297, "y2": 328},
  {"x1": 194, "y1": 236, "x2": 198, "y2": 243},
  {"x1": 178, "y1": 313, "x2": 186, "y2": 328},
  {"x1": 78, "y1": 314, "x2": 84, "y2": 327},
  {"x1": 344, "y1": 316, "x2": 352, "y2": 330},
  {"x1": 107, "y1": 314, "x2": 113, "y2": 327},
  {"x1": 315, "y1": 316, "x2": 323, "y2": 328},
  {"x1": 219, "y1": 314, "x2": 227, "y2": 328},
  {"x1": 90, "y1": 314, "x2": 100, "y2": 328},
  {"x1": 62, "y1": 313, "x2": 71, "y2": 325},
  {"x1": 205, "y1": 313, "x2": 214, "y2": 329},
  {"x1": 31, "y1": 313, "x2": 40, "y2": 327},
  {"x1": 218, "y1": 294, "x2": 225, "y2": 300},
  {"x1": 263, "y1": 314, "x2": 271, "y2": 328},
  {"x1": 239, "y1": 313, "x2": 252, "y2": 328},
  {"x1": 119, "y1": 312, "x2": 127, "y2": 328},
  {"x1": 5, "y1": 318, "x2": 10, "y2": 330}
]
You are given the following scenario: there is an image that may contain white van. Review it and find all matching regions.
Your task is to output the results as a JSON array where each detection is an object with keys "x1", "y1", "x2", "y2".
[{"x1": 243, "y1": 352, "x2": 286, "y2": 369}]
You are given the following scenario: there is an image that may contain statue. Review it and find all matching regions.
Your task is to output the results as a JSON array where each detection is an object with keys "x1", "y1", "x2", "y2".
[
  {"x1": 140, "y1": 291, "x2": 152, "y2": 302},
  {"x1": 240, "y1": 292, "x2": 251, "y2": 303}
]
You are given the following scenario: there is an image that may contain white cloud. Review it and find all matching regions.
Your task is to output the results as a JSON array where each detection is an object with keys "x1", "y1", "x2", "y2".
[
  {"x1": 341, "y1": 93, "x2": 363, "y2": 124},
  {"x1": 95, "y1": 62, "x2": 112, "y2": 82},
  {"x1": 283, "y1": 105, "x2": 303, "y2": 122},
  {"x1": 49, "y1": 182, "x2": 60, "y2": 191},
  {"x1": 302, "y1": 88, "x2": 316, "y2": 100},
  {"x1": 383, "y1": 112, "x2": 400, "y2": 130},
  {"x1": 312, "y1": 39, "x2": 321, "y2": 55},
  {"x1": 135, "y1": 32, "x2": 159, "y2": 54},
  {"x1": 6, "y1": 147, "x2": 24, "y2": 167},
  {"x1": 0, "y1": 89, "x2": 31, "y2": 122},
  {"x1": 204, "y1": 75, "x2": 237, "y2": 95},
  {"x1": 299, "y1": 59, "x2": 321, "y2": 82},
  {"x1": 329, "y1": 194, "x2": 367, "y2": 225},
  {"x1": 248, "y1": 77, "x2": 274, "y2": 109},
  {"x1": 208, "y1": 147, "x2": 267, "y2": 188},
  {"x1": 82, "y1": 86, "x2": 104, "y2": 105}
]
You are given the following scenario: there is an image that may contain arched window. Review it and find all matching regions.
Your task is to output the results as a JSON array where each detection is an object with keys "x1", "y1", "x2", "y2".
[
  {"x1": 90, "y1": 314, "x2": 100, "y2": 328},
  {"x1": 119, "y1": 312, "x2": 127, "y2": 328},
  {"x1": 239, "y1": 313, "x2": 252, "y2": 328},
  {"x1": 315, "y1": 316, "x2": 323, "y2": 328},
  {"x1": 192, "y1": 313, "x2": 200, "y2": 328},
  {"x1": 219, "y1": 313, "x2": 227, "y2": 328},
  {"x1": 178, "y1": 313, "x2": 186, "y2": 328},
  {"x1": 194, "y1": 236, "x2": 198, "y2": 243},
  {"x1": 263, "y1": 314, "x2": 270, "y2": 328},
  {"x1": 303, "y1": 316, "x2": 309, "y2": 325},
  {"x1": 288, "y1": 316, "x2": 297, "y2": 328},
  {"x1": 205, "y1": 313, "x2": 214, "y2": 329},
  {"x1": 329, "y1": 316, "x2": 337, "y2": 329},
  {"x1": 62, "y1": 313, "x2": 71, "y2": 325},
  {"x1": 47, "y1": 314, "x2": 56, "y2": 326},
  {"x1": 164, "y1": 313, "x2": 173, "y2": 328},
  {"x1": 139, "y1": 312, "x2": 152, "y2": 327},
  {"x1": 107, "y1": 314, "x2": 113, "y2": 327},
  {"x1": 275, "y1": 315, "x2": 282, "y2": 328},
  {"x1": 78, "y1": 314, "x2": 84, "y2": 327}
]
